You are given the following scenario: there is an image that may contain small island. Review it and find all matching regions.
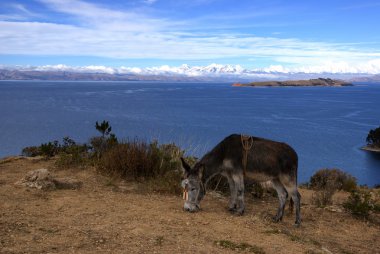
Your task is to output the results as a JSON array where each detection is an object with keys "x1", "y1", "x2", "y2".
[
  {"x1": 362, "y1": 126, "x2": 380, "y2": 154},
  {"x1": 233, "y1": 78, "x2": 352, "y2": 87}
]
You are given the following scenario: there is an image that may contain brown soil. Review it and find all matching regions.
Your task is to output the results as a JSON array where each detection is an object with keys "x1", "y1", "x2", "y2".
[{"x1": 1, "y1": 157, "x2": 379, "y2": 254}]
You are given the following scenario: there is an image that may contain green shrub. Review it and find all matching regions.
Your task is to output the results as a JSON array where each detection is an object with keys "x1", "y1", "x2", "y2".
[
  {"x1": 310, "y1": 168, "x2": 357, "y2": 192},
  {"x1": 21, "y1": 146, "x2": 41, "y2": 157},
  {"x1": 343, "y1": 190, "x2": 373, "y2": 218},
  {"x1": 22, "y1": 137, "x2": 90, "y2": 168},
  {"x1": 55, "y1": 141, "x2": 90, "y2": 169},
  {"x1": 95, "y1": 120, "x2": 112, "y2": 138},
  {"x1": 89, "y1": 136, "x2": 118, "y2": 159},
  {"x1": 40, "y1": 141, "x2": 60, "y2": 158},
  {"x1": 90, "y1": 120, "x2": 118, "y2": 158}
]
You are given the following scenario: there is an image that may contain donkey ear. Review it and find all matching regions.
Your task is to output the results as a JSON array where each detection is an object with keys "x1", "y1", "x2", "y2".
[{"x1": 180, "y1": 157, "x2": 191, "y2": 174}]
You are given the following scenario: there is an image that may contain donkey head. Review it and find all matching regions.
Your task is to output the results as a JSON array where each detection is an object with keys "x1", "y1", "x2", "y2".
[{"x1": 180, "y1": 157, "x2": 206, "y2": 212}]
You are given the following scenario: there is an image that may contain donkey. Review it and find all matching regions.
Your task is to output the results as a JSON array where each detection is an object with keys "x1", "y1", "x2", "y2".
[{"x1": 181, "y1": 134, "x2": 301, "y2": 226}]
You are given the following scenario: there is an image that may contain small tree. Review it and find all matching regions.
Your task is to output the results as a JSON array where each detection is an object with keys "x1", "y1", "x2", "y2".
[
  {"x1": 92, "y1": 120, "x2": 118, "y2": 158},
  {"x1": 366, "y1": 126, "x2": 380, "y2": 148},
  {"x1": 95, "y1": 120, "x2": 112, "y2": 138}
]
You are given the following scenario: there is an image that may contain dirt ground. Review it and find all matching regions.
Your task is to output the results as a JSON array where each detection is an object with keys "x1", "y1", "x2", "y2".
[{"x1": 1, "y1": 157, "x2": 379, "y2": 254}]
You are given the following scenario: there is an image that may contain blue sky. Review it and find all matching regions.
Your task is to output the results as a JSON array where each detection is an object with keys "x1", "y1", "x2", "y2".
[{"x1": 1, "y1": 0, "x2": 380, "y2": 73}]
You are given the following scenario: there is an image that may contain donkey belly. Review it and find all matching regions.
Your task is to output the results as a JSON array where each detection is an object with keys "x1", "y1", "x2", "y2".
[{"x1": 245, "y1": 171, "x2": 274, "y2": 182}]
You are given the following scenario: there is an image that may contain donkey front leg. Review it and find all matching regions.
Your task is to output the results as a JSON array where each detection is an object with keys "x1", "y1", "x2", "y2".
[
  {"x1": 226, "y1": 173, "x2": 238, "y2": 212},
  {"x1": 232, "y1": 173, "x2": 245, "y2": 215}
]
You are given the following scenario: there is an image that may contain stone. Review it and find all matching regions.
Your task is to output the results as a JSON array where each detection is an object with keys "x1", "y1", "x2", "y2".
[{"x1": 16, "y1": 168, "x2": 82, "y2": 190}]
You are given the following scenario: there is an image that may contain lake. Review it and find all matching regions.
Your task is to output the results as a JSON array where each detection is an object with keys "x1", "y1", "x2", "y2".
[{"x1": 1, "y1": 81, "x2": 379, "y2": 186}]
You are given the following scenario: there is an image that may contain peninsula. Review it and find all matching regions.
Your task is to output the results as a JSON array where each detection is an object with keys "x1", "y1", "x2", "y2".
[
  {"x1": 361, "y1": 145, "x2": 380, "y2": 153},
  {"x1": 233, "y1": 78, "x2": 352, "y2": 87}
]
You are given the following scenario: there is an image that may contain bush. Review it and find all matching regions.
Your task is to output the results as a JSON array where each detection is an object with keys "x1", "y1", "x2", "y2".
[
  {"x1": 343, "y1": 190, "x2": 373, "y2": 219},
  {"x1": 22, "y1": 137, "x2": 90, "y2": 167},
  {"x1": 144, "y1": 170, "x2": 183, "y2": 194},
  {"x1": 309, "y1": 169, "x2": 357, "y2": 207},
  {"x1": 310, "y1": 168, "x2": 357, "y2": 192},
  {"x1": 39, "y1": 141, "x2": 60, "y2": 158},
  {"x1": 90, "y1": 120, "x2": 118, "y2": 159},
  {"x1": 89, "y1": 136, "x2": 118, "y2": 159},
  {"x1": 97, "y1": 140, "x2": 186, "y2": 194},
  {"x1": 55, "y1": 139, "x2": 90, "y2": 169},
  {"x1": 21, "y1": 146, "x2": 41, "y2": 157},
  {"x1": 312, "y1": 188, "x2": 335, "y2": 207},
  {"x1": 55, "y1": 152, "x2": 87, "y2": 169}
]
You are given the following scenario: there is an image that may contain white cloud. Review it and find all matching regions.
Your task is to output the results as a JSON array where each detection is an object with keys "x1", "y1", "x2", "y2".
[
  {"x1": 0, "y1": 0, "x2": 380, "y2": 74},
  {"x1": 1, "y1": 18, "x2": 379, "y2": 65}
]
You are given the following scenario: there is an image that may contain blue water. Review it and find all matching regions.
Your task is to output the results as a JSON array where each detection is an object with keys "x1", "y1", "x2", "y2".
[{"x1": 1, "y1": 81, "x2": 379, "y2": 186}]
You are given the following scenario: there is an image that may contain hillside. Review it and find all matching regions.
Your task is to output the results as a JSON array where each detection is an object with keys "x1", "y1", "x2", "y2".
[
  {"x1": 0, "y1": 69, "x2": 202, "y2": 82},
  {"x1": 350, "y1": 74, "x2": 380, "y2": 83},
  {"x1": 1, "y1": 156, "x2": 379, "y2": 254}
]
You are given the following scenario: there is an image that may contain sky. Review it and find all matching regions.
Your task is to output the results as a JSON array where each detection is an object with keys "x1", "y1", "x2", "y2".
[{"x1": 1, "y1": 0, "x2": 380, "y2": 73}]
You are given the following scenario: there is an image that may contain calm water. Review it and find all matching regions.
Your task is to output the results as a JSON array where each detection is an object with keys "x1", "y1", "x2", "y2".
[{"x1": 1, "y1": 81, "x2": 379, "y2": 186}]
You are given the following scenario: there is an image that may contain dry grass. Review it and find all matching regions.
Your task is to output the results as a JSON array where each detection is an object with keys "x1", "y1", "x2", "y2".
[
  {"x1": 97, "y1": 140, "x2": 186, "y2": 194},
  {"x1": 1, "y1": 157, "x2": 380, "y2": 254}
]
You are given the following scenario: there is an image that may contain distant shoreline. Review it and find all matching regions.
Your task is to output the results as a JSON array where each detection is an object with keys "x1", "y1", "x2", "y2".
[{"x1": 233, "y1": 78, "x2": 353, "y2": 87}]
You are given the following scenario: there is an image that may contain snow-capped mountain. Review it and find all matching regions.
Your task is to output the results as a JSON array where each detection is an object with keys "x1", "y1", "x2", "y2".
[{"x1": 0, "y1": 63, "x2": 377, "y2": 81}]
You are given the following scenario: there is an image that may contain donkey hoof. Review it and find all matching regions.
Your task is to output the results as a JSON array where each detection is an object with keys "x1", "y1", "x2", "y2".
[
  {"x1": 228, "y1": 208, "x2": 237, "y2": 214},
  {"x1": 294, "y1": 220, "x2": 301, "y2": 227},
  {"x1": 228, "y1": 204, "x2": 237, "y2": 212},
  {"x1": 236, "y1": 209, "x2": 245, "y2": 216},
  {"x1": 272, "y1": 216, "x2": 282, "y2": 223}
]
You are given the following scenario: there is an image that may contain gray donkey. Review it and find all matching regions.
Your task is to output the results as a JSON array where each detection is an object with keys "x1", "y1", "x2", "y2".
[{"x1": 181, "y1": 134, "x2": 301, "y2": 226}]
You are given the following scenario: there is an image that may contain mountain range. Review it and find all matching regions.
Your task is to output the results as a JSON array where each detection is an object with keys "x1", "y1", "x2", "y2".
[{"x1": 0, "y1": 64, "x2": 379, "y2": 82}]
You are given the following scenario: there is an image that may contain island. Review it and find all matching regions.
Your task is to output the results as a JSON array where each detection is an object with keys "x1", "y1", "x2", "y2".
[
  {"x1": 232, "y1": 78, "x2": 352, "y2": 87},
  {"x1": 362, "y1": 126, "x2": 380, "y2": 154}
]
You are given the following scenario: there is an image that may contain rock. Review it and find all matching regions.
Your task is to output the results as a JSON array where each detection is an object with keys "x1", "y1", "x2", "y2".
[
  {"x1": 16, "y1": 168, "x2": 82, "y2": 190},
  {"x1": 16, "y1": 168, "x2": 56, "y2": 190}
]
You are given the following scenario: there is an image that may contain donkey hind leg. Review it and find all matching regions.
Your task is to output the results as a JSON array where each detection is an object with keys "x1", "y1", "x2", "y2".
[
  {"x1": 272, "y1": 179, "x2": 288, "y2": 222},
  {"x1": 226, "y1": 173, "x2": 237, "y2": 212},
  {"x1": 232, "y1": 173, "x2": 245, "y2": 215},
  {"x1": 283, "y1": 183, "x2": 301, "y2": 226},
  {"x1": 289, "y1": 197, "x2": 294, "y2": 214}
]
